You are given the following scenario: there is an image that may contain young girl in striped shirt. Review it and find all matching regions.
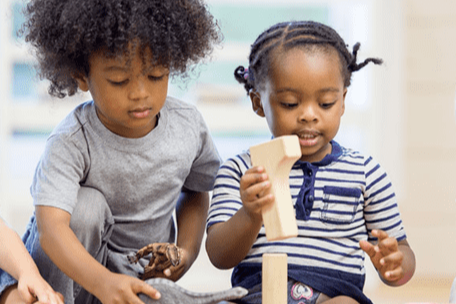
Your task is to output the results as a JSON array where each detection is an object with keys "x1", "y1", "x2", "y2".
[{"x1": 205, "y1": 20, "x2": 415, "y2": 304}]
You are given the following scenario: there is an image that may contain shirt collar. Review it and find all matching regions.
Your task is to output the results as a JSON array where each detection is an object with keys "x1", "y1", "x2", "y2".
[{"x1": 295, "y1": 140, "x2": 342, "y2": 167}]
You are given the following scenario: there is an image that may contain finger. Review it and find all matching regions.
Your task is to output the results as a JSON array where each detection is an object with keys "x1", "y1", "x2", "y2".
[
  {"x1": 36, "y1": 289, "x2": 63, "y2": 304},
  {"x1": 248, "y1": 180, "x2": 271, "y2": 198},
  {"x1": 18, "y1": 287, "x2": 36, "y2": 303},
  {"x1": 134, "y1": 281, "x2": 161, "y2": 300},
  {"x1": 359, "y1": 240, "x2": 376, "y2": 259},
  {"x1": 371, "y1": 229, "x2": 389, "y2": 242},
  {"x1": 163, "y1": 268, "x2": 172, "y2": 277},
  {"x1": 240, "y1": 171, "x2": 268, "y2": 185},
  {"x1": 245, "y1": 166, "x2": 265, "y2": 174},
  {"x1": 241, "y1": 181, "x2": 271, "y2": 203},
  {"x1": 240, "y1": 173, "x2": 269, "y2": 193},
  {"x1": 378, "y1": 237, "x2": 399, "y2": 255},
  {"x1": 42, "y1": 294, "x2": 62, "y2": 304},
  {"x1": 57, "y1": 292, "x2": 65, "y2": 304},
  {"x1": 380, "y1": 250, "x2": 403, "y2": 268},
  {"x1": 383, "y1": 266, "x2": 404, "y2": 282},
  {"x1": 254, "y1": 193, "x2": 275, "y2": 211},
  {"x1": 49, "y1": 291, "x2": 65, "y2": 304}
]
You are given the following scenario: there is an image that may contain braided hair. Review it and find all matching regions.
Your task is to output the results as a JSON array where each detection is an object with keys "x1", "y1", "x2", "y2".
[{"x1": 234, "y1": 21, "x2": 383, "y2": 94}]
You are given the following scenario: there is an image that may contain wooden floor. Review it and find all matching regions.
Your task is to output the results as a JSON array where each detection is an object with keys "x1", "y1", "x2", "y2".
[
  {"x1": 365, "y1": 276, "x2": 453, "y2": 304},
  {"x1": 218, "y1": 276, "x2": 453, "y2": 304},
  {"x1": 190, "y1": 276, "x2": 453, "y2": 304}
]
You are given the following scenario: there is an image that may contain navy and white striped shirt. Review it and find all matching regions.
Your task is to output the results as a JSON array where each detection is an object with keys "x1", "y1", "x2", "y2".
[{"x1": 207, "y1": 141, "x2": 406, "y2": 304}]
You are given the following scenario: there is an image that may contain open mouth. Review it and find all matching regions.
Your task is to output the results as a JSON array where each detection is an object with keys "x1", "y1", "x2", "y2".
[{"x1": 297, "y1": 131, "x2": 319, "y2": 146}]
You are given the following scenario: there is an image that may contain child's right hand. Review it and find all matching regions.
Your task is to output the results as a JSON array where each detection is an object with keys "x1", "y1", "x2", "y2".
[
  {"x1": 98, "y1": 272, "x2": 160, "y2": 304},
  {"x1": 17, "y1": 272, "x2": 64, "y2": 304},
  {"x1": 239, "y1": 166, "x2": 274, "y2": 221}
]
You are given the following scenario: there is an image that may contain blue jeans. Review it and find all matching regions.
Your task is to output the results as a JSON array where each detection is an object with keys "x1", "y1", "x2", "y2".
[
  {"x1": 0, "y1": 187, "x2": 146, "y2": 304},
  {"x1": 239, "y1": 279, "x2": 321, "y2": 304}
]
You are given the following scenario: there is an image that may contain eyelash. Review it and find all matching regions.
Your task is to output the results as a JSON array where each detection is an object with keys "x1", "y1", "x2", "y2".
[
  {"x1": 280, "y1": 101, "x2": 336, "y2": 109},
  {"x1": 108, "y1": 75, "x2": 165, "y2": 86},
  {"x1": 148, "y1": 75, "x2": 165, "y2": 82},
  {"x1": 320, "y1": 102, "x2": 336, "y2": 109},
  {"x1": 281, "y1": 102, "x2": 298, "y2": 109}
]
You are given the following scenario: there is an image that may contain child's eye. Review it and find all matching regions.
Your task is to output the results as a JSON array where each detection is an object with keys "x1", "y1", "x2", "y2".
[
  {"x1": 148, "y1": 75, "x2": 165, "y2": 82},
  {"x1": 280, "y1": 102, "x2": 298, "y2": 109},
  {"x1": 320, "y1": 101, "x2": 336, "y2": 109},
  {"x1": 108, "y1": 79, "x2": 129, "y2": 86}
]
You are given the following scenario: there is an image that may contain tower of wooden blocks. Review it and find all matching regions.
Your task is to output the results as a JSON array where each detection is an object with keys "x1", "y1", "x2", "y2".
[{"x1": 250, "y1": 135, "x2": 301, "y2": 304}]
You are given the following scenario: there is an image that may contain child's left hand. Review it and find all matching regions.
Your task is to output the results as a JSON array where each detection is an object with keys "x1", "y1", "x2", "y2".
[
  {"x1": 159, "y1": 247, "x2": 190, "y2": 282},
  {"x1": 359, "y1": 229, "x2": 404, "y2": 283}
]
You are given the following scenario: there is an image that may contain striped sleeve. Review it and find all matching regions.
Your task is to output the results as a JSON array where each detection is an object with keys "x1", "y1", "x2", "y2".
[
  {"x1": 363, "y1": 156, "x2": 406, "y2": 242},
  {"x1": 207, "y1": 153, "x2": 251, "y2": 229}
]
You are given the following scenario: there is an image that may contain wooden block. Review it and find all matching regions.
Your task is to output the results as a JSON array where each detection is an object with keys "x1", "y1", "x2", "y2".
[
  {"x1": 262, "y1": 253, "x2": 288, "y2": 304},
  {"x1": 250, "y1": 135, "x2": 300, "y2": 241}
]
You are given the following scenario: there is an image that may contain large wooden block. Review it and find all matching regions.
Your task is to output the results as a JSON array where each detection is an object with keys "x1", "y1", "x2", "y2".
[
  {"x1": 250, "y1": 135, "x2": 300, "y2": 241},
  {"x1": 262, "y1": 253, "x2": 288, "y2": 304}
]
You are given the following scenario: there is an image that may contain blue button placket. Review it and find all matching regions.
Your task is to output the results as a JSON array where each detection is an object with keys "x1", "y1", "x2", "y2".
[{"x1": 295, "y1": 162, "x2": 317, "y2": 221}]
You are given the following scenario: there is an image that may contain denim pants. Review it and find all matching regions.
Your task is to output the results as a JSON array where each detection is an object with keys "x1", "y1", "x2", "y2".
[{"x1": 0, "y1": 187, "x2": 145, "y2": 304}]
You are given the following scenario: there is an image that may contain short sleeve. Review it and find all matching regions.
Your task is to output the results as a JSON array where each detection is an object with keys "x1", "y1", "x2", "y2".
[
  {"x1": 30, "y1": 133, "x2": 88, "y2": 214},
  {"x1": 363, "y1": 156, "x2": 407, "y2": 242},
  {"x1": 206, "y1": 153, "x2": 250, "y2": 230},
  {"x1": 183, "y1": 111, "x2": 221, "y2": 192}
]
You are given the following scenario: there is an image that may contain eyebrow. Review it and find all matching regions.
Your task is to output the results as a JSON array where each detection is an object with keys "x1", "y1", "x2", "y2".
[
  {"x1": 275, "y1": 87, "x2": 341, "y2": 94},
  {"x1": 103, "y1": 66, "x2": 130, "y2": 72}
]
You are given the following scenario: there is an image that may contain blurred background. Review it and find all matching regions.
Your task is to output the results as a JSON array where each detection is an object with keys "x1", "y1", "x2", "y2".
[{"x1": 0, "y1": 0, "x2": 455, "y2": 302}]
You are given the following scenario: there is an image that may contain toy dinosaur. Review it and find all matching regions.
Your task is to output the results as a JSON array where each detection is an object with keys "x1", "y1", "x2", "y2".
[
  {"x1": 128, "y1": 243, "x2": 248, "y2": 303},
  {"x1": 128, "y1": 242, "x2": 181, "y2": 280},
  {"x1": 139, "y1": 278, "x2": 248, "y2": 304}
]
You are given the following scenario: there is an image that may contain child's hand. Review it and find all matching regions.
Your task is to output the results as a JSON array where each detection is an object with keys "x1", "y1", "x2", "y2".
[
  {"x1": 239, "y1": 166, "x2": 274, "y2": 221},
  {"x1": 158, "y1": 247, "x2": 189, "y2": 282},
  {"x1": 17, "y1": 272, "x2": 64, "y2": 304},
  {"x1": 359, "y1": 229, "x2": 404, "y2": 282},
  {"x1": 99, "y1": 272, "x2": 161, "y2": 304}
]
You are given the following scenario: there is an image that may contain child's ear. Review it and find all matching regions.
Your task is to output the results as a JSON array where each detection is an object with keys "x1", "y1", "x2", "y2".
[
  {"x1": 73, "y1": 73, "x2": 89, "y2": 92},
  {"x1": 341, "y1": 88, "x2": 347, "y2": 116},
  {"x1": 249, "y1": 90, "x2": 265, "y2": 117}
]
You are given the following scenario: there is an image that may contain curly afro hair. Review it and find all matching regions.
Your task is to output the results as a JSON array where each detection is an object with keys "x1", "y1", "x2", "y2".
[{"x1": 20, "y1": 0, "x2": 222, "y2": 98}]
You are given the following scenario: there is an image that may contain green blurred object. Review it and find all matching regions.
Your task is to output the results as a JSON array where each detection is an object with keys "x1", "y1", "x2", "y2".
[{"x1": 210, "y1": 4, "x2": 328, "y2": 43}]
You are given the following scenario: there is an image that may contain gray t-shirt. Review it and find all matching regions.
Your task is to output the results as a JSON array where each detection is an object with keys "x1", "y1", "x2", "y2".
[{"x1": 30, "y1": 97, "x2": 221, "y2": 252}]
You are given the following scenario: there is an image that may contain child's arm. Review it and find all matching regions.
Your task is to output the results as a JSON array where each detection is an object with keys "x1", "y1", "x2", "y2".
[
  {"x1": 360, "y1": 229, "x2": 416, "y2": 286},
  {"x1": 160, "y1": 189, "x2": 209, "y2": 281},
  {"x1": 206, "y1": 166, "x2": 274, "y2": 269},
  {"x1": 0, "y1": 218, "x2": 64, "y2": 304},
  {"x1": 35, "y1": 206, "x2": 161, "y2": 304}
]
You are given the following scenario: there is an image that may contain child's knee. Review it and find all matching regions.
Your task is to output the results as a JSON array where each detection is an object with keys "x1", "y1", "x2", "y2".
[
  {"x1": 320, "y1": 295, "x2": 359, "y2": 304},
  {"x1": 70, "y1": 187, "x2": 113, "y2": 241},
  {"x1": 0, "y1": 284, "x2": 19, "y2": 304}
]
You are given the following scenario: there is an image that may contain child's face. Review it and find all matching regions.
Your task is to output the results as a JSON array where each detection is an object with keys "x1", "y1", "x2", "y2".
[
  {"x1": 76, "y1": 47, "x2": 169, "y2": 138},
  {"x1": 251, "y1": 47, "x2": 346, "y2": 163}
]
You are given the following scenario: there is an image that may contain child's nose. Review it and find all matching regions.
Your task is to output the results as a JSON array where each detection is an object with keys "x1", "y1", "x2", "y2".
[
  {"x1": 299, "y1": 104, "x2": 318, "y2": 122},
  {"x1": 128, "y1": 78, "x2": 149, "y2": 100}
]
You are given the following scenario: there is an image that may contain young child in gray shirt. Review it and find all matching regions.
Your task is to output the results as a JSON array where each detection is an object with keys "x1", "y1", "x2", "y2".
[{"x1": 0, "y1": 1, "x2": 222, "y2": 303}]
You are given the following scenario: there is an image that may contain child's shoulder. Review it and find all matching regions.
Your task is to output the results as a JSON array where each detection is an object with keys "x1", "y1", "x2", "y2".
[
  {"x1": 162, "y1": 96, "x2": 209, "y2": 128},
  {"x1": 164, "y1": 96, "x2": 198, "y2": 111},
  {"x1": 335, "y1": 142, "x2": 384, "y2": 174},
  {"x1": 49, "y1": 101, "x2": 93, "y2": 139},
  {"x1": 219, "y1": 150, "x2": 252, "y2": 174},
  {"x1": 336, "y1": 142, "x2": 373, "y2": 164}
]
